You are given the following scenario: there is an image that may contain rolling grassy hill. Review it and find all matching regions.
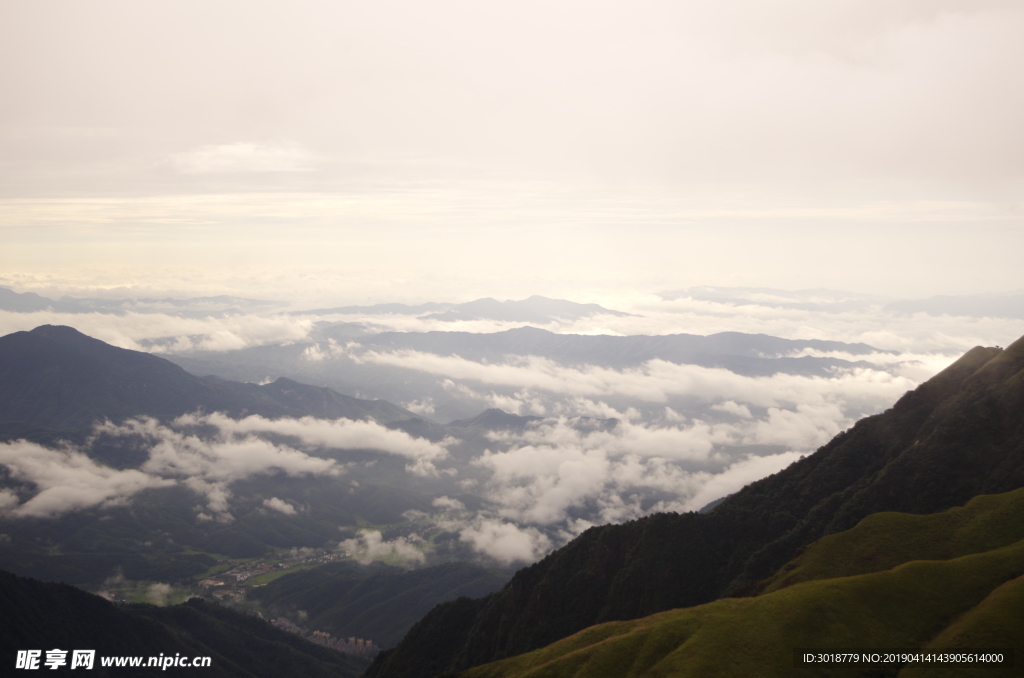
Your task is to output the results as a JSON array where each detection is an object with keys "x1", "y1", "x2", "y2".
[{"x1": 459, "y1": 487, "x2": 1024, "y2": 678}]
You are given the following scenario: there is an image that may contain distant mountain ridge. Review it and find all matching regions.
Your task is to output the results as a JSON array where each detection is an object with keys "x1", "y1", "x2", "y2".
[
  {"x1": 358, "y1": 325, "x2": 885, "y2": 372},
  {"x1": 6, "y1": 285, "x2": 1023, "y2": 321},
  {"x1": 166, "y1": 325, "x2": 894, "y2": 423},
  {"x1": 365, "y1": 333, "x2": 1024, "y2": 678},
  {"x1": 662, "y1": 285, "x2": 1024, "y2": 319},
  {"x1": 0, "y1": 286, "x2": 280, "y2": 317},
  {"x1": 0, "y1": 325, "x2": 425, "y2": 431},
  {"x1": 293, "y1": 295, "x2": 635, "y2": 323}
]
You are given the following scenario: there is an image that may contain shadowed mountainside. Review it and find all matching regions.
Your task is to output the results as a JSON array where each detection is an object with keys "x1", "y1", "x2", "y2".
[
  {"x1": 366, "y1": 334, "x2": 1024, "y2": 678},
  {"x1": 249, "y1": 561, "x2": 511, "y2": 649},
  {"x1": 0, "y1": 569, "x2": 368, "y2": 678}
]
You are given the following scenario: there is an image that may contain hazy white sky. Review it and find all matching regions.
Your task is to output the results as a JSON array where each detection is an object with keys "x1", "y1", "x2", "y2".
[{"x1": 1, "y1": 0, "x2": 1022, "y2": 305}]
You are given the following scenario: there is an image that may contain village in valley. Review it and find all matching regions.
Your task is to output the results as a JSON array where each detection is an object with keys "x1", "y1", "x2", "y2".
[
  {"x1": 96, "y1": 545, "x2": 381, "y2": 657},
  {"x1": 199, "y1": 548, "x2": 379, "y2": 655}
]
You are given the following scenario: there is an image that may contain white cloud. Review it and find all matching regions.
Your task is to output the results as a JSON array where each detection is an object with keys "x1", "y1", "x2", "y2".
[
  {"x1": 712, "y1": 400, "x2": 753, "y2": 418},
  {"x1": 0, "y1": 414, "x2": 365, "y2": 519},
  {"x1": 340, "y1": 529, "x2": 425, "y2": 565},
  {"x1": 168, "y1": 142, "x2": 315, "y2": 174},
  {"x1": 462, "y1": 414, "x2": 838, "y2": 532},
  {"x1": 683, "y1": 451, "x2": 805, "y2": 512},
  {"x1": 147, "y1": 582, "x2": 172, "y2": 605},
  {"x1": 0, "y1": 489, "x2": 23, "y2": 511},
  {"x1": 350, "y1": 346, "x2": 918, "y2": 414},
  {"x1": 0, "y1": 310, "x2": 314, "y2": 353},
  {"x1": 0, "y1": 440, "x2": 174, "y2": 518},
  {"x1": 432, "y1": 495, "x2": 465, "y2": 511},
  {"x1": 99, "y1": 417, "x2": 340, "y2": 483},
  {"x1": 0, "y1": 410, "x2": 459, "y2": 520},
  {"x1": 404, "y1": 397, "x2": 436, "y2": 415},
  {"x1": 301, "y1": 340, "x2": 348, "y2": 362},
  {"x1": 458, "y1": 518, "x2": 552, "y2": 565},
  {"x1": 263, "y1": 497, "x2": 297, "y2": 515},
  {"x1": 175, "y1": 412, "x2": 451, "y2": 463}
]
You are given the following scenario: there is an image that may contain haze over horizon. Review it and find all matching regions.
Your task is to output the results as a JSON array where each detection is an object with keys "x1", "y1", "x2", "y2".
[{"x1": 1, "y1": 0, "x2": 1022, "y2": 307}]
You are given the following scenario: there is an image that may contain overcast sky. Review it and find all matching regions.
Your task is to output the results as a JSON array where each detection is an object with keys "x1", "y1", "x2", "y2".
[{"x1": 1, "y1": 0, "x2": 1022, "y2": 305}]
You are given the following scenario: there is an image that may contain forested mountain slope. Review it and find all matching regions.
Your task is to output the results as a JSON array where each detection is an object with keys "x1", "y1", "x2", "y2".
[
  {"x1": 249, "y1": 561, "x2": 510, "y2": 648},
  {"x1": 367, "y1": 334, "x2": 1024, "y2": 678}
]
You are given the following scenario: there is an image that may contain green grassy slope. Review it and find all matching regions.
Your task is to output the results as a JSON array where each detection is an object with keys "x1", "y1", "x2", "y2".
[
  {"x1": 461, "y1": 539, "x2": 1024, "y2": 678},
  {"x1": 760, "y1": 487, "x2": 1024, "y2": 594},
  {"x1": 902, "y1": 573, "x2": 1024, "y2": 677},
  {"x1": 458, "y1": 487, "x2": 1024, "y2": 678}
]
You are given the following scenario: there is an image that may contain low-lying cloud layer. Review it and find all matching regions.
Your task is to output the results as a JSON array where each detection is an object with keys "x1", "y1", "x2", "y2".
[
  {"x1": 473, "y1": 418, "x2": 808, "y2": 528},
  {"x1": 2, "y1": 289, "x2": 1022, "y2": 359},
  {"x1": 350, "y1": 347, "x2": 917, "y2": 412},
  {"x1": 0, "y1": 412, "x2": 451, "y2": 520},
  {"x1": 0, "y1": 441, "x2": 174, "y2": 518},
  {"x1": 0, "y1": 309, "x2": 312, "y2": 353},
  {"x1": 174, "y1": 412, "x2": 452, "y2": 475}
]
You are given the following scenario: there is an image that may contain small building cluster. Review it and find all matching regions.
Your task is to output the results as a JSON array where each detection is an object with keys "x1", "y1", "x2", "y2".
[
  {"x1": 272, "y1": 618, "x2": 379, "y2": 656},
  {"x1": 219, "y1": 550, "x2": 341, "y2": 582}
]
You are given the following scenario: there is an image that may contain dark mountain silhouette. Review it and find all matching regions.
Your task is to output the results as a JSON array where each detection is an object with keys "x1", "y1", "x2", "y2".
[
  {"x1": 0, "y1": 569, "x2": 367, "y2": 677},
  {"x1": 0, "y1": 325, "x2": 425, "y2": 431},
  {"x1": 366, "y1": 333, "x2": 1024, "y2": 678}
]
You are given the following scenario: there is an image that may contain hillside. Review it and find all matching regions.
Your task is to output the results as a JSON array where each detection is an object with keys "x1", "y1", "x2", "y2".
[
  {"x1": 249, "y1": 561, "x2": 511, "y2": 648},
  {"x1": 0, "y1": 569, "x2": 368, "y2": 677},
  {"x1": 366, "y1": 334, "x2": 1024, "y2": 678},
  {"x1": 758, "y1": 486, "x2": 1024, "y2": 594},
  {"x1": 460, "y1": 549, "x2": 1024, "y2": 678},
  {"x1": 458, "y1": 486, "x2": 1024, "y2": 678}
]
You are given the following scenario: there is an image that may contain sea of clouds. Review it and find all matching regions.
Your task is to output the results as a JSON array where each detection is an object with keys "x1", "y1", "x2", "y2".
[{"x1": 1, "y1": 291, "x2": 1022, "y2": 565}]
